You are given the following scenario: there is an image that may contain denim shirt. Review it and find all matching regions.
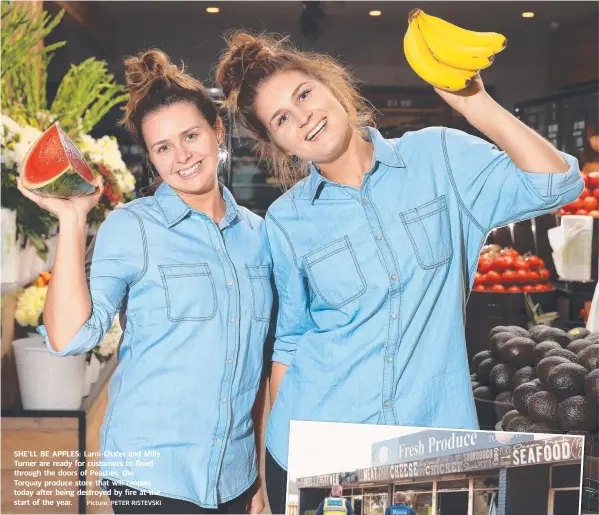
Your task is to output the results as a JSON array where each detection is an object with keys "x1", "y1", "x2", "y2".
[
  {"x1": 38, "y1": 182, "x2": 272, "y2": 508},
  {"x1": 265, "y1": 126, "x2": 583, "y2": 470}
]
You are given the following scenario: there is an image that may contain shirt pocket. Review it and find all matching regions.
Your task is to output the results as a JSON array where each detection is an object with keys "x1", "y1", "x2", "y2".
[
  {"x1": 303, "y1": 236, "x2": 366, "y2": 309},
  {"x1": 158, "y1": 263, "x2": 217, "y2": 322},
  {"x1": 399, "y1": 196, "x2": 453, "y2": 269},
  {"x1": 245, "y1": 264, "x2": 273, "y2": 322}
]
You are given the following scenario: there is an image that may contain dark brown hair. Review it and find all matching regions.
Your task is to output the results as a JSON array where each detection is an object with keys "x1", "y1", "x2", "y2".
[
  {"x1": 120, "y1": 49, "x2": 219, "y2": 193},
  {"x1": 216, "y1": 32, "x2": 374, "y2": 187}
]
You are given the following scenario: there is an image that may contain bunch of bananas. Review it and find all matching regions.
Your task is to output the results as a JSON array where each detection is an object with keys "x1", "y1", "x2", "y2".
[{"x1": 404, "y1": 9, "x2": 507, "y2": 92}]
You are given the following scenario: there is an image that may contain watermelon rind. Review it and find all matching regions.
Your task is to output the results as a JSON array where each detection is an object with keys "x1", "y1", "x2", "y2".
[{"x1": 20, "y1": 123, "x2": 97, "y2": 199}]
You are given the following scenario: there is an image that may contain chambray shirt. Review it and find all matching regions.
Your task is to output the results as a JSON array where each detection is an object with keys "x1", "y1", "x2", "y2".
[
  {"x1": 265, "y1": 127, "x2": 583, "y2": 470},
  {"x1": 38, "y1": 182, "x2": 272, "y2": 508}
]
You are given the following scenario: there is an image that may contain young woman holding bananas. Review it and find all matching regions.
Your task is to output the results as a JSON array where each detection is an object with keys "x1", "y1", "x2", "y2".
[{"x1": 215, "y1": 31, "x2": 583, "y2": 514}]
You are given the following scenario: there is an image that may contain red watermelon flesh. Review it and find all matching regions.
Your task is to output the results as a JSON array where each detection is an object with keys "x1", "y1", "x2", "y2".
[{"x1": 21, "y1": 123, "x2": 97, "y2": 198}]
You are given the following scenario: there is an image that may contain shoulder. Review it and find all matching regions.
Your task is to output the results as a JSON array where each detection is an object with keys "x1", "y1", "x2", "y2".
[
  {"x1": 267, "y1": 176, "x2": 312, "y2": 218},
  {"x1": 236, "y1": 205, "x2": 265, "y2": 229}
]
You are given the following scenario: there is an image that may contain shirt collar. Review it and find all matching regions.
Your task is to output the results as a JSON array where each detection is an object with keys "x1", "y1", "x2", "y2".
[
  {"x1": 309, "y1": 126, "x2": 405, "y2": 202},
  {"x1": 154, "y1": 181, "x2": 238, "y2": 229}
]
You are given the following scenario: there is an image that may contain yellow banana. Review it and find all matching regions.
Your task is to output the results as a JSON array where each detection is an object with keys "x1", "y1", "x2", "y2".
[
  {"x1": 418, "y1": 15, "x2": 495, "y2": 72},
  {"x1": 403, "y1": 17, "x2": 475, "y2": 92},
  {"x1": 417, "y1": 10, "x2": 507, "y2": 54}
]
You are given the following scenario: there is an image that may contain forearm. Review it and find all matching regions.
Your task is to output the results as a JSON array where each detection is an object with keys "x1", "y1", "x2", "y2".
[
  {"x1": 269, "y1": 362, "x2": 289, "y2": 409},
  {"x1": 43, "y1": 213, "x2": 92, "y2": 351},
  {"x1": 251, "y1": 377, "x2": 268, "y2": 488},
  {"x1": 464, "y1": 94, "x2": 569, "y2": 174}
]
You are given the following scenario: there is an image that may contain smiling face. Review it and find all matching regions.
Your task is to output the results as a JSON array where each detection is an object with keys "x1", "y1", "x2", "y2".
[
  {"x1": 142, "y1": 100, "x2": 222, "y2": 195},
  {"x1": 253, "y1": 69, "x2": 353, "y2": 165}
]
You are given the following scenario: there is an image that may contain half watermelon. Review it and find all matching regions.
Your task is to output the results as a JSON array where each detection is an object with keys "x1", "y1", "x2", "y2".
[{"x1": 20, "y1": 123, "x2": 97, "y2": 198}]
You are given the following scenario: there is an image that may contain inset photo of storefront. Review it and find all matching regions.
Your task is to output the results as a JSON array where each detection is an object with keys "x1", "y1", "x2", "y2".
[{"x1": 287, "y1": 422, "x2": 586, "y2": 515}]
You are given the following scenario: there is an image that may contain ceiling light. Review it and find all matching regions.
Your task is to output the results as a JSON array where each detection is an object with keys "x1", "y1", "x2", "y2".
[
  {"x1": 369, "y1": 10, "x2": 382, "y2": 17},
  {"x1": 206, "y1": 7, "x2": 220, "y2": 14},
  {"x1": 521, "y1": 12, "x2": 535, "y2": 18}
]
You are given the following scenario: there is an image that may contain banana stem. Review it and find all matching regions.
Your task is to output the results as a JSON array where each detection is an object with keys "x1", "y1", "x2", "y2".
[{"x1": 408, "y1": 8, "x2": 422, "y2": 22}]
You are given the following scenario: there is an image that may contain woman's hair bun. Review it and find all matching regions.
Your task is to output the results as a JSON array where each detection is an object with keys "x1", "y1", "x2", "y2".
[
  {"x1": 124, "y1": 49, "x2": 183, "y2": 97},
  {"x1": 216, "y1": 32, "x2": 277, "y2": 103}
]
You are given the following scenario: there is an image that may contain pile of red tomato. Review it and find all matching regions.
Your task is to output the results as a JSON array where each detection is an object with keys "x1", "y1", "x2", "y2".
[
  {"x1": 474, "y1": 245, "x2": 553, "y2": 293},
  {"x1": 557, "y1": 171, "x2": 599, "y2": 217}
]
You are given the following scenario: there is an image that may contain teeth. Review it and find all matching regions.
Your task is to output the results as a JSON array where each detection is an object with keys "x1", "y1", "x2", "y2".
[
  {"x1": 178, "y1": 162, "x2": 201, "y2": 176},
  {"x1": 307, "y1": 119, "x2": 327, "y2": 141}
]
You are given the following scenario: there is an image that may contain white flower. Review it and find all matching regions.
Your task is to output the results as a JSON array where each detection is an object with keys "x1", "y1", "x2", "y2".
[
  {"x1": 94, "y1": 316, "x2": 122, "y2": 358},
  {"x1": 15, "y1": 285, "x2": 47, "y2": 327},
  {"x1": 115, "y1": 170, "x2": 136, "y2": 194},
  {"x1": 13, "y1": 125, "x2": 43, "y2": 166}
]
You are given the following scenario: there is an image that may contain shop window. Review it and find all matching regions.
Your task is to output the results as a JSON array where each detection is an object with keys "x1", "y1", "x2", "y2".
[
  {"x1": 436, "y1": 479, "x2": 469, "y2": 491},
  {"x1": 473, "y1": 474, "x2": 500, "y2": 490},
  {"x1": 549, "y1": 464, "x2": 582, "y2": 515},
  {"x1": 472, "y1": 490, "x2": 498, "y2": 515},
  {"x1": 362, "y1": 493, "x2": 388, "y2": 515},
  {"x1": 551, "y1": 464, "x2": 582, "y2": 489},
  {"x1": 393, "y1": 484, "x2": 433, "y2": 515}
]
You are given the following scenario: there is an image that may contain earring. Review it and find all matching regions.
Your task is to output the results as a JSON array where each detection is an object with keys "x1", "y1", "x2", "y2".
[{"x1": 217, "y1": 144, "x2": 229, "y2": 164}]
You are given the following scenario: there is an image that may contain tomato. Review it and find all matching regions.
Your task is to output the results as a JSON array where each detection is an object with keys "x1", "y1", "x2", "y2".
[
  {"x1": 589, "y1": 209, "x2": 599, "y2": 218},
  {"x1": 513, "y1": 257, "x2": 529, "y2": 271},
  {"x1": 593, "y1": 189, "x2": 599, "y2": 201},
  {"x1": 501, "y1": 269, "x2": 517, "y2": 284},
  {"x1": 575, "y1": 209, "x2": 589, "y2": 216},
  {"x1": 474, "y1": 284, "x2": 487, "y2": 292},
  {"x1": 581, "y1": 187, "x2": 591, "y2": 199},
  {"x1": 539, "y1": 268, "x2": 551, "y2": 281},
  {"x1": 502, "y1": 255, "x2": 515, "y2": 269},
  {"x1": 507, "y1": 285, "x2": 522, "y2": 293},
  {"x1": 589, "y1": 172, "x2": 599, "y2": 188},
  {"x1": 478, "y1": 257, "x2": 493, "y2": 273},
  {"x1": 584, "y1": 174, "x2": 591, "y2": 188},
  {"x1": 538, "y1": 258, "x2": 545, "y2": 268},
  {"x1": 582, "y1": 196, "x2": 598, "y2": 211},
  {"x1": 486, "y1": 271, "x2": 501, "y2": 284},
  {"x1": 491, "y1": 284, "x2": 506, "y2": 292},
  {"x1": 534, "y1": 283, "x2": 545, "y2": 292},
  {"x1": 565, "y1": 199, "x2": 583, "y2": 212},
  {"x1": 525, "y1": 255, "x2": 541, "y2": 268},
  {"x1": 500, "y1": 248, "x2": 519, "y2": 258},
  {"x1": 542, "y1": 283, "x2": 553, "y2": 291},
  {"x1": 522, "y1": 284, "x2": 535, "y2": 292},
  {"x1": 527, "y1": 270, "x2": 541, "y2": 283},
  {"x1": 492, "y1": 256, "x2": 507, "y2": 271},
  {"x1": 473, "y1": 272, "x2": 483, "y2": 286},
  {"x1": 515, "y1": 269, "x2": 528, "y2": 283},
  {"x1": 557, "y1": 208, "x2": 569, "y2": 216}
]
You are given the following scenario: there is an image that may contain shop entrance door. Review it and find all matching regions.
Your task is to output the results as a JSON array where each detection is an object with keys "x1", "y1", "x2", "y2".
[
  {"x1": 353, "y1": 496, "x2": 363, "y2": 515},
  {"x1": 437, "y1": 491, "x2": 468, "y2": 515}
]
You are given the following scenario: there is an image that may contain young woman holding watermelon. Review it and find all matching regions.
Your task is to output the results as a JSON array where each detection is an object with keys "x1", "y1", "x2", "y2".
[
  {"x1": 18, "y1": 49, "x2": 271, "y2": 514},
  {"x1": 215, "y1": 32, "x2": 585, "y2": 514}
]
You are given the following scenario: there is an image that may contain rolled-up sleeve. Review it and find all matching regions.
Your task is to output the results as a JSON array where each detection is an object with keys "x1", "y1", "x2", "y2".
[
  {"x1": 38, "y1": 207, "x2": 144, "y2": 357},
  {"x1": 265, "y1": 212, "x2": 313, "y2": 367},
  {"x1": 443, "y1": 127, "x2": 583, "y2": 232}
]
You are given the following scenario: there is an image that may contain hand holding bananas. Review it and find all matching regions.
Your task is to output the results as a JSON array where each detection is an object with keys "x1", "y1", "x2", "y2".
[{"x1": 403, "y1": 9, "x2": 506, "y2": 92}]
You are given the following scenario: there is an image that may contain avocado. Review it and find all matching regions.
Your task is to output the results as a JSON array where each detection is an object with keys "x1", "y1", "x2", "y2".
[
  {"x1": 496, "y1": 391, "x2": 513, "y2": 403},
  {"x1": 534, "y1": 341, "x2": 564, "y2": 364},
  {"x1": 512, "y1": 366, "x2": 536, "y2": 389},
  {"x1": 537, "y1": 327, "x2": 572, "y2": 347},
  {"x1": 495, "y1": 391, "x2": 514, "y2": 420},
  {"x1": 490, "y1": 363, "x2": 517, "y2": 393},
  {"x1": 586, "y1": 333, "x2": 599, "y2": 343},
  {"x1": 505, "y1": 415, "x2": 536, "y2": 433},
  {"x1": 473, "y1": 386, "x2": 494, "y2": 400},
  {"x1": 528, "y1": 391, "x2": 559, "y2": 424},
  {"x1": 513, "y1": 380, "x2": 546, "y2": 415},
  {"x1": 584, "y1": 369, "x2": 599, "y2": 402},
  {"x1": 530, "y1": 421, "x2": 558, "y2": 433},
  {"x1": 471, "y1": 381, "x2": 482, "y2": 390},
  {"x1": 488, "y1": 326, "x2": 511, "y2": 339},
  {"x1": 504, "y1": 326, "x2": 530, "y2": 338},
  {"x1": 568, "y1": 327, "x2": 591, "y2": 340},
  {"x1": 498, "y1": 337, "x2": 536, "y2": 367},
  {"x1": 547, "y1": 362, "x2": 588, "y2": 400},
  {"x1": 471, "y1": 350, "x2": 493, "y2": 372},
  {"x1": 545, "y1": 348, "x2": 578, "y2": 362},
  {"x1": 577, "y1": 344, "x2": 599, "y2": 372},
  {"x1": 530, "y1": 324, "x2": 551, "y2": 343},
  {"x1": 537, "y1": 356, "x2": 571, "y2": 384},
  {"x1": 566, "y1": 339, "x2": 594, "y2": 354},
  {"x1": 490, "y1": 332, "x2": 518, "y2": 359},
  {"x1": 501, "y1": 409, "x2": 522, "y2": 430},
  {"x1": 557, "y1": 396, "x2": 599, "y2": 432},
  {"x1": 477, "y1": 358, "x2": 497, "y2": 385}
]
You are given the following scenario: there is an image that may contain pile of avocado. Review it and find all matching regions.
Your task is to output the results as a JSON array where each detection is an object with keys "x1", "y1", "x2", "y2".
[{"x1": 471, "y1": 325, "x2": 599, "y2": 457}]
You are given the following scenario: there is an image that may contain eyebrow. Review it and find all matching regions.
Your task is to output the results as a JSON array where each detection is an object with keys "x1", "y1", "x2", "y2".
[
  {"x1": 150, "y1": 126, "x2": 201, "y2": 149},
  {"x1": 269, "y1": 81, "x2": 309, "y2": 125}
]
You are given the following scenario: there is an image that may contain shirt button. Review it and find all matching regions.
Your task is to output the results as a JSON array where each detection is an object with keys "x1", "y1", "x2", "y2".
[
  {"x1": 391, "y1": 313, "x2": 397, "y2": 320},
  {"x1": 227, "y1": 280, "x2": 234, "y2": 287},
  {"x1": 386, "y1": 356, "x2": 393, "y2": 363},
  {"x1": 215, "y1": 247, "x2": 222, "y2": 252},
  {"x1": 384, "y1": 401, "x2": 390, "y2": 408},
  {"x1": 391, "y1": 274, "x2": 398, "y2": 281},
  {"x1": 361, "y1": 198, "x2": 368, "y2": 204},
  {"x1": 227, "y1": 359, "x2": 233, "y2": 365},
  {"x1": 215, "y1": 437, "x2": 222, "y2": 444},
  {"x1": 229, "y1": 317, "x2": 236, "y2": 323},
  {"x1": 376, "y1": 235, "x2": 382, "y2": 241},
  {"x1": 221, "y1": 397, "x2": 228, "y2": 403}
]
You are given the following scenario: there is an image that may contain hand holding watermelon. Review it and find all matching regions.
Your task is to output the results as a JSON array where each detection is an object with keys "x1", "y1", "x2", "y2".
[{"x1": 17, "y1": 175, "x2": 103, "y2": 222}]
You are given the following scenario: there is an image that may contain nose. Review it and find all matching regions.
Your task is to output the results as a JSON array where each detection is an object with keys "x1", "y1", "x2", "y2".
[
  {"x1": 174, "y1": 143, "x2": 192, "y2": 164},
  {"x1": 298, "y1": 109, "x2": 312, "y2": 129}
]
